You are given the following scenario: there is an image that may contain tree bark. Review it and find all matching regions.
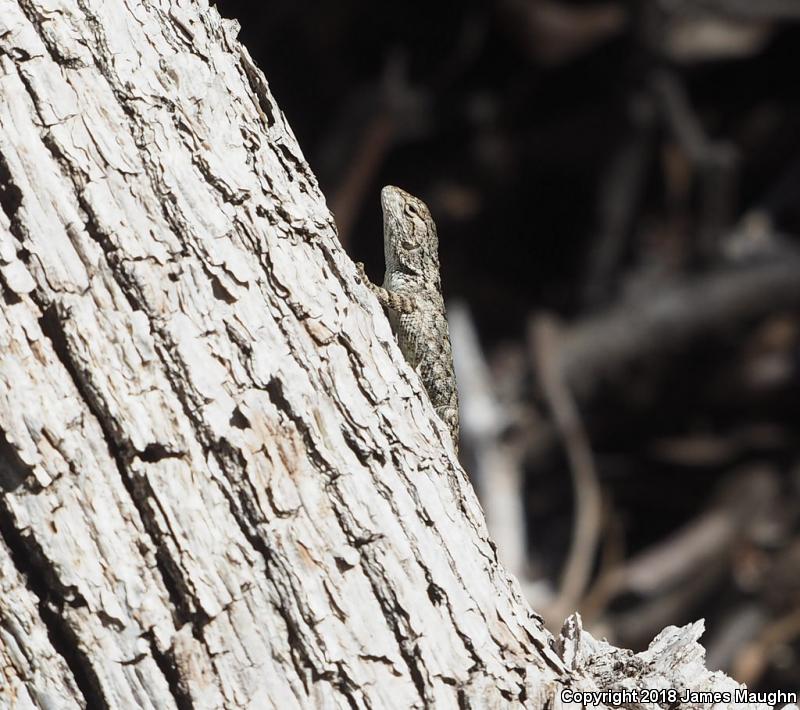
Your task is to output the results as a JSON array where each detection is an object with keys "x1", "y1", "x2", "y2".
[{"x1": 0, "y1": 1, "x2": 787, "y2": 708}]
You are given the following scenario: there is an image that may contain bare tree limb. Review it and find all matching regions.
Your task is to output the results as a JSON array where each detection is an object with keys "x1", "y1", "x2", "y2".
[{"x1": 560, "y1": 255, "x2": 800, "y2": 400}]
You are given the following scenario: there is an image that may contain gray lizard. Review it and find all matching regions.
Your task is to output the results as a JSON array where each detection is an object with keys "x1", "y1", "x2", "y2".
[{"x1": 357, "y1": 185, "x2": 460, "y2": 450}]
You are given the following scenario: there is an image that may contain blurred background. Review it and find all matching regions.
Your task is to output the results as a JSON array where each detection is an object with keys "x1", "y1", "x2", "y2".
[{"x1": 215, "y1": 0, "x2": 800, "y2": 693}]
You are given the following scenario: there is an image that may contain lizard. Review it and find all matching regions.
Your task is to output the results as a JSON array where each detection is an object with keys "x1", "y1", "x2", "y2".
[{"x1": 356, "y1": 185, "x2": 460, "y2": 451}]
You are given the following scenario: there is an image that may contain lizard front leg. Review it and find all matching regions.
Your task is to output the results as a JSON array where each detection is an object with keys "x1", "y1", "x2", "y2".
[{"x1": 356, "y1": 262, "x2": 416, "y2": 314}]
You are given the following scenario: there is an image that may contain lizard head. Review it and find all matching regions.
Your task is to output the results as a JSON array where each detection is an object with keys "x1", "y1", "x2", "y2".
[{"x1": 381, "y1": 185, "x2": 440, "y2": 287}]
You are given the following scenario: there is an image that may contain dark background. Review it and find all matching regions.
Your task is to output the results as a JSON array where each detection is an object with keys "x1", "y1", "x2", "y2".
[{"x1": 216, "y1": 0, "x2": 800, "y2": 692}]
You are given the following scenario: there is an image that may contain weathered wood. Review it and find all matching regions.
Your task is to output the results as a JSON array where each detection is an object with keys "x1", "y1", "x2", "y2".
[{"x1": 0, "y1": 0, "x2": 788, "y2": 708}]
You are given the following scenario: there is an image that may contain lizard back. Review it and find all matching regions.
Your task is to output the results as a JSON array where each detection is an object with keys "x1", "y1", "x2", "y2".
[{"x1": 380, "y1": 186, "x2": 460, "y2": 447}]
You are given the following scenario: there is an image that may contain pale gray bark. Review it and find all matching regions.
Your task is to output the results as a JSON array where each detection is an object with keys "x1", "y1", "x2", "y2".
[{"x1": 0, "y1": 1, "x2": 785, "y2": 708}]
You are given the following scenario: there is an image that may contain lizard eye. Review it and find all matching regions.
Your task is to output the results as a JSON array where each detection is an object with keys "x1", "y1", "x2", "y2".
[{"x1": 404, "y1": 202, "x2": 421, "y2": 219}]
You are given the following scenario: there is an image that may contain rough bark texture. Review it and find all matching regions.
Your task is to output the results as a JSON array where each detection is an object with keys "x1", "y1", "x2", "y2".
[{"x1": 0, "y1": 1, "x2": 786, "y2": 708}]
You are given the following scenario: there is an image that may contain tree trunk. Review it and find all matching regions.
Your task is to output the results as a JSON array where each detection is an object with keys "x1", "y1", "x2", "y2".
[{"x1": 0, "y1": 1, "x2": 786, "y2": 708}]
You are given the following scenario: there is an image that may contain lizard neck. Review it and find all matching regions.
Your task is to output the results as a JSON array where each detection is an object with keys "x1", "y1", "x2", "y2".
[{"x1": 384, "y1": 270, "x2": 441, "y2": 296}]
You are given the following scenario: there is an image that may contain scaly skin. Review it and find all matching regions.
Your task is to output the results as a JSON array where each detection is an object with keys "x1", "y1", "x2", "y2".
[{"x1": 357, "y1": 186, "x2": 459, "y2": 450}]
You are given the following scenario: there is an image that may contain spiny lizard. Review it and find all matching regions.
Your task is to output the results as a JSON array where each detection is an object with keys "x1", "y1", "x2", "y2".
[{"x1": 357, "y1": 185, "x2": 460, "y2": 450}]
